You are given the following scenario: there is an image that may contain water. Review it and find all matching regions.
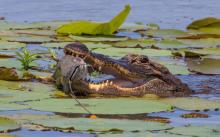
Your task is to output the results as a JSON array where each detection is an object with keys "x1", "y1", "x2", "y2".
[{"x1": 1, "y1": 0, "x2": 220, "y2": 29}]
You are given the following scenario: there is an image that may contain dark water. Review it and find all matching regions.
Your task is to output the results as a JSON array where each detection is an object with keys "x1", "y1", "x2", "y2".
[{"x1": 1, "y1": 0, "x2": 220, "y2": 29}]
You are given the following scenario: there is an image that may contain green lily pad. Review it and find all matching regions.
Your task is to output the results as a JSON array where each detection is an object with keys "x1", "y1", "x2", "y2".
[
  {"x1": 41, "y1": 42, "x2": 71, "y2": 48},
  {"x1": 184, "y1": 48, "x2": 220, "y2": 57},
  {"x1": 112, "y1": 39, "x2": 156, "y2": 48},
  {"x1": 159, "y1": 97, "x2": 220, "y2": 110},
  {"x1": 93, "y1": 47, "x2": 172, "y2": 58},
  {"x1": 186, "y1": 57, "x2": 220, "y2": 74},
  {"x1": 1, "y1": 35, "x2": 55, "y2": 44},
  {"x1": 31, "y1": 117, "x2": 172, "y2": 132},
  {"x1": 162, "y1": 64, "x2": 190, "y2": 75},
  {"x1": 26, "y1": 98, "x2": 172, "y2": 114},
  {"x1": 119, "y1": 23, "x2": 148, "y2": 32},
  {"x1": 0, "y1": 20, "x2": 67, "y2": 31},
  {"x1": 0, "y1": 117, "x2": 21, "y2": 132},
  {"x1": 0, "y1": 42, "x2": 26, "y2": 50},
  {"x1": 97, "y1": 131, "x2": 187, "y2": 137},
  {"x1": 187, "y1": 17, "x2": 220, "y2": 34},
  {"x1": 168, "y1": 125, "x2": 220, "y2": 137},
  {"x1": 56, "y1": 5, "x2": 130, "y2": 35},
  {"x1": 0, "y1": 134, "x2": 21, "y2": 137},
  {"x1": 0, "y1": 103, "x2": 29, "y2": 111},
  {"x1": 14, "y1": 29, "x2": 55, "y2": 36},
  {"x1": 69, "y1": 35, "x2": 127, "y2": 42},
  {"x1": 0, "y1": 58, "x2": 38, "y2": 69},
  {"x1": 140, "y1": 29, "x2": 188, "y2": 38},
  {"x1": 187, "y1": 17, "x2": 220, "y2": 30}
]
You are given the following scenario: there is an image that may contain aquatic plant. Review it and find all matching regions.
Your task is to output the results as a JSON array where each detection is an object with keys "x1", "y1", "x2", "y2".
[
  {"x1": 16, "y1": 48, "x2": 38, "y2": 70},
  {"x1": 48, "y1": 48, "x2": 57, "y2": 61}
]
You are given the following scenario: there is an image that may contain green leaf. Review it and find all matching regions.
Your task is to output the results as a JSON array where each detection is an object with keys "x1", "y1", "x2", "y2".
[
  {"x1": 56, "y1": 5, "x2": 131, "y2": 35},
  {"x1": 187, "y1": 17, "x2": 220, "y2": 34},
  {"x1": 168, "y1": 125, "x2": 220, "y2": 137},
  {"x1": 31, "y1": 117, "x2": 172, "y2": 132},
  {"x1": 186, "y1": 56, "x2": 220, "y2": 74},
  {"x1": 158, "y1": 97, "x2": 220, "y2": 110},
  {"x1": 0, "y1": 117, "x2": 21, "y2": 132},
  {"x1": 26, "y1": 98, "x2": 172, "y2": 114}
]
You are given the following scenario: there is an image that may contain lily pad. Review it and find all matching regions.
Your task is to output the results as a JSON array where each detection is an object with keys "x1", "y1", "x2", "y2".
[
  {"x1": 140, "y1": 29, "x2": 188, "y2": 38},
  {"x1": 187, "y1": 17, "x2": 220, "y2": 34},
  {"x1": 112, "y1": 39, "x2": 156, "y2": 48},
  {"x1": 119, "y1": 23, "x2": 148, "y2": 32},
  {"x1": 0, "y1": 103, "x2": 29, "y2": 111},
  {"x1": 1, "y1": 35, "x2": 55, "y2": 44},
  {"x1": 187, "y1": 17, "x2": 220, "y2": 30},
  {"x1": 159, "y1": 97, "x2": 220, "y2": 110},
  {"x1": 69, "y1": 35, "x2": 127, "y2": 42},
  {"x1": 0, "y1": 42, "x2": 26, "y2": 50},
  {"x1": 56, "y1": 5, "x2": 131, "y2": 35},
  {"x1": 0, "y1": 134, "x2": 21, "y2": 137},
  {"x1": 26, "y1": 98, "x2": 172, "y2": 114},
  {"x1": 97, "y1": 132, "x2": 186, "y2": 137},
  {"x1": 0, "y1": 117, "x2": 20, "y2": 132},
  {"x1": 168, "y1": 125, "x2": 220, "y2": 137},
  {"x1": 93, "y1": 47, "x2": 172, "y2": 58},
  {"x1": 184, "y1": 48, "x2": 220, "y2": 57},
  {"x1": 186, "y1": 57, "x2": 220, "y2": 74},
  {"x1": 31, "y1": 118, "x2": 172, "y2": 132}
]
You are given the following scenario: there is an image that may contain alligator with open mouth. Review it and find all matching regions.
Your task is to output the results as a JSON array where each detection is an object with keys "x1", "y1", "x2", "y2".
[{"x1": 53, "y1": 42, "x2": 192, "y2": 97}]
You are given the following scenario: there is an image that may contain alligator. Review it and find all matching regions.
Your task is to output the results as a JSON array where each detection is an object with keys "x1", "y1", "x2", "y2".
[{"x1": 53, "y1": 42, "x2": 192, "y2": 97}]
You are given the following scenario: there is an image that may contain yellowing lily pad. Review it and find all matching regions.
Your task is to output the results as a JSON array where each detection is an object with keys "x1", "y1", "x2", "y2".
[
  {"x1": 0, "y1": 117, "x2": 20, "y2": 132},
  {"x1": 31, "y1": 118, "x2": 172, "y2": 132},
  {"x1": 0, "y1": 134, "x2": 21, "y2": 137},
  {"x1": 26, "y1": 98, "x2": 172, "y2": 114},
  {"x1": 159, "y1": 97, "x2": 220, "y2": 110},
  {"x1": 187, "y1": 17, "x2": 220, "y2": 34},
  {"x1": 56, "y1": 5, "x2": 131, "y2": 35}
]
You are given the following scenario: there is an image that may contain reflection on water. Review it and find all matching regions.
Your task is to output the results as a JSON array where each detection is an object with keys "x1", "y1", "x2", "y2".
[{"x1": 1, "y1": 0, "x2": 220, "y2": 29}]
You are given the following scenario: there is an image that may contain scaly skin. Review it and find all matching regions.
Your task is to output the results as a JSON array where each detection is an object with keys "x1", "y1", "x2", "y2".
[{"x1": 53, "y1": 42, "x2": 192, "y2": 97}]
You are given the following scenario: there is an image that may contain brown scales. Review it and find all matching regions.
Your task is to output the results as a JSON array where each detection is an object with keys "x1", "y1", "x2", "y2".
[{"x1": 53, "y1": 42, "x2": 192, "y2": 97}]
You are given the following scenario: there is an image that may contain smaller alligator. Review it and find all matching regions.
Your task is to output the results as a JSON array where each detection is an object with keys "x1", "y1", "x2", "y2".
[{"x1": 53, "y1": 42, "x2": 192, "y2": 97}]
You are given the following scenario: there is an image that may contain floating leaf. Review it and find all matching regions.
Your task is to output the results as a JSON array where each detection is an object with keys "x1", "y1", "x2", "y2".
[
  {"x1": 26, "y1": 98, "x2": 172, "y2": 114},
  {"x1": 0, "y1": 42, "x2": 26, "y2": 50},
  {"x1": 168, "y1": 125, "x2": 220, "y2": 137},
  {"x1": 69, "y1": 35, "x2": 127, "y2": 42},
  {"x1": 187, "y1": 17, "x2": 220, "y2": 29},
  {"x1": 97, "y1": 132, "x2": 186, "y2": 137},
  {"x1": 0, "y1": 117, "x2": 20, "y2": 132},
  {"x1": 187, "y1": 17, "x2": 220, "y2": 34},
  {"x1": 93, "y1": 47, "x2": 172, "y2": 58},
  {"x1": 0, "y1": 103, "x2": 29, "y2": 111},
  {"x1": 56, "y1": 5, "x2": 131, "y2": 35},
  {"x1": 112, "y1": 39, "x2": 156, "y2": 48},
  {"x1": 159, "y1": 97, "x2": 220, "y2": 110},
  {"x1": 186, "y1": 57, "x2": 220, "y2": 74},
  {"x1": 0, "y1": 134, "x2": 21, "y2": 137},
  {"x1": 139, "y1": 29, "x2": 188, "y2": 38},
  {"x1": 31, "y1": 118, "x2": 172, "y2": 132}
]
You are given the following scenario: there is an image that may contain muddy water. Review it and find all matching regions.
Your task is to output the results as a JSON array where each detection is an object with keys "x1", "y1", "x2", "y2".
[{"x1": 1, "y1": 0, "x2": 220, "y2": 29}]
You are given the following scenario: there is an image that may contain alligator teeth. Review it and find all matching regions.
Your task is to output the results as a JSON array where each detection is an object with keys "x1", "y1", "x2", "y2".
[
  {"x1": 98, "y1": 66, "x2": 102, "y2": 71},
  {"x1": 109, "y1": 81, "x2": 113, "y2": 85}
]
